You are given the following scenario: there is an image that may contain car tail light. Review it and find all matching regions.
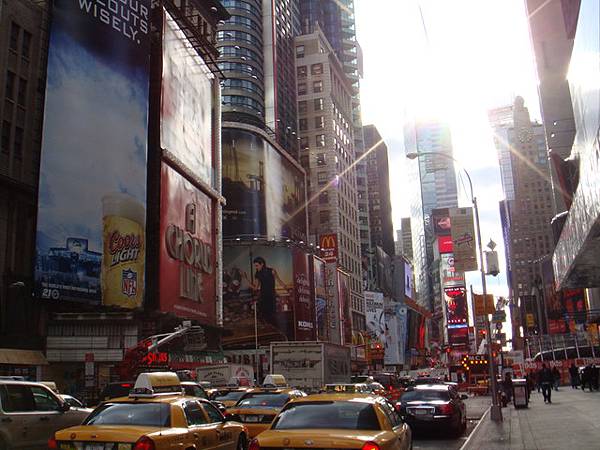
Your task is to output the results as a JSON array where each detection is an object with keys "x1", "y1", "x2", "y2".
[
  {"x1": 48, "y1": 438, "x2": 58, "y2": 449},
  {"x1": 133, "y1": 436, "x2": 156, "y2": 450},
  {"x1": 362, "y1": 442, "x2": 380, "y2": 450},
  {"x1": 437, "y1": 403, "x2": 454, "y2": 415},
  {"x1": 248, "y1": 439, "x2": 260, "y2": 450}
]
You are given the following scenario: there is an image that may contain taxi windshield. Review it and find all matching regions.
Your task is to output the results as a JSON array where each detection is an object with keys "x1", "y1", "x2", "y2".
[
  {"x1": 237, "y1": 393, "x2": 290, "y2": 408},
  {"x1": 272, "y1": 401, "x2": 380, "y2": 430},
  {"x1": 84, "y1": 403, "x2": 171, "y2": 427},
  {"x1": 214, "y1": 391, "x2": 246, "y2": 402}
]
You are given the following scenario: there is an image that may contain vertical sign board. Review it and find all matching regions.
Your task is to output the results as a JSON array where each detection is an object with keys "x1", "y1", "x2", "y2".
[
  {"x1": 320, "y1": 234, "x2": 338, "y2": 262},
  {"x1": 325, "y1": 262, "x2": 341, "y2": 344},
  {"x1": 365, "y1": 291, "x2": 385, "y2": 349},
  {"x1": 159, "y1": 163, "x2": 216, "y2": 323},
  {"x1": 450, "y1": 207, "x2": 477, "y2": 272},
  {"x1": 312, "y1": 256, "x2": 328, "y2": 342},
  {"x1": 337, "y1": 270, "x2": 352, "y2": 345},
  {"x1": 292, "y1": 248, "x2": 315, "y2": 341},
  {"x1": 35, "y1": 0, "x2": 150, "y2": 306}
]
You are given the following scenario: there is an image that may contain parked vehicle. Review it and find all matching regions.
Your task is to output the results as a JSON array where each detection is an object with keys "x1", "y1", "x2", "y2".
[
  {"x1": 0, "y1": 380, "x2": 92, "y2": 449},
  {"x1": 270, "y1": 341, "x2": 351, "y2": 392},
  {"x1": 396, "y1": 384, "x2": 467, "y2": 436},
  {"x1": 196, "y1": 364, "x2": 254, "y2": 388}
]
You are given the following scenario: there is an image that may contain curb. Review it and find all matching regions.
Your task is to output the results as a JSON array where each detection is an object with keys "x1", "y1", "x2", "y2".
[{"x1": 459, "y1": 405, "x2": 491, "y2": 450}]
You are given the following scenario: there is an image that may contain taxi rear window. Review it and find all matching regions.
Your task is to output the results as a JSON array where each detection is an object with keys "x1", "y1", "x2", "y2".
[
  {"x1": 213, "y1": 391, "x2": 246, "y2": 402},
  {"x1": 237, "y1": 393, "x2": 290, "y2": 408},
  {"x1": 272, "y1": 401, "x2": 380, "y2": 430},
  {"x1": 84, "y1": 403, "x2": 170, "y2": 427}
]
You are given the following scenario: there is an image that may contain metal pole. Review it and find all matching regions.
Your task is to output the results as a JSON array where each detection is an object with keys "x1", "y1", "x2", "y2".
[
  {"x1": 254, "y1": 302, "x2": 259, "y2": 385},
  {"x1": 473, "y1": 196, "x2": 502, "y2": 421}
]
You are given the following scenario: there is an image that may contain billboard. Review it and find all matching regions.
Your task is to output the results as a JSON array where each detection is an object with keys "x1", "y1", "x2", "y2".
[
  {"x1": 404, "y1": 261, "x2": 414, "y2": 300},
  {"x1": 440, "y1": 253, "x2": 465, "y2": 288},
  {"x1": 325, "y1": 262, "x2": 342, "y2": 344},
  {"x1": 438, "y1": 235, "x2": 453, "y2": 254},
  {"x1": 338, "y1": 270, "x2": 352, "y2": 345},
  {"x1": 319, "y1": 234, "x2": 338, "y2": 262},
  {"x1": 159, "y1": 163, "x2": 216, "y2": 323},
  {"x1": 451, "y1": 207, "x2": 477, "y2": 272},
  {"x1": 432, "y1": 208, "x2": 451, "y2": 236},
  {"x1": 222, "y1": 129, "x2": 307, "y2": 240},
  {"x1": 447, "y1": 325, "x2": 469, "y2": 347},
  {"x1": 383, "y1": 302, "x2": 407, "y2": 366},
  {"x1": 365, "y1": 291, "x2": 385, "y2": 349},
  {"x1": 35, "y1": 0, "x2": 150, "y2": 306},
  {"x1": 222, "y1": 244, "x2": 315, "y2": 344},
  {"x1": 161, "y1": 11, "x2": 214, "y2": 186},
  {"x1": 312, "y1": 256, "x2": 328, "y2": 341},
  {"x1": 444, "y1": 287, "x2": 468, "y2": 326}
]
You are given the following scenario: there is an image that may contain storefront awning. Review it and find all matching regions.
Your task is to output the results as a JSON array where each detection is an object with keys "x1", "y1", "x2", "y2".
[{"x1": 0, "y1": 348, "x2": 49, "y2": 366}]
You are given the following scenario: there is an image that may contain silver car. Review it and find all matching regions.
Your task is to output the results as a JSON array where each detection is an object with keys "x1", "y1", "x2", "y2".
[{"x1": 0, "y1": 380, "x2": 92, "y2": 450}]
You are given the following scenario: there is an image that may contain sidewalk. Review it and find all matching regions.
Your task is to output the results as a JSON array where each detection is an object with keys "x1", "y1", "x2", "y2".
[{"x1": 462, "y1": 387, "x2": 600, "y2": 449}]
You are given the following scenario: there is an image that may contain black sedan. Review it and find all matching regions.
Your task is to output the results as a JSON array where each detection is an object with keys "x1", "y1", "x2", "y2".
[{"x1": 396, "y1": 384, "x2": 467, "y2": 436}]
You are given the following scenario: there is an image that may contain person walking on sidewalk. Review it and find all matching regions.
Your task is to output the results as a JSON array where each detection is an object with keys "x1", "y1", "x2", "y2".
[
  {"x1": 503, "y1": 372, "x2": 513, "y2": 404},
  {"x1": 540, "y1": 364, "x2": 554, "y2": 404},
  {"x1": 552, "y1": 367, "x2": 561, "y2": 391},
  {"x1": 569, "y1": 363, "x2": 580, "y2": 389}
]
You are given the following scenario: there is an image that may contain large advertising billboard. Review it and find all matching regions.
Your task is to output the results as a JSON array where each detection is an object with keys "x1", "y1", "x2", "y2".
[
  {"x1": 451, "y1": 207, "x2": 477, "y2": 272},
  {"x1": 35, "y1": 0, "x2": 150, "y2": 306},
  {"x1": 161, "y1": 11, "x2": 214, "y2": 187},
  {"x1": 440, "y1": 253, "x2": 465, "y2": 288},
  {"x1": 222, "y1": 244, "x2": 315, "y2": 344},
  {"x1": 326, "y1": 262, "x2": 341, "y2": 344},
  {"x1": 222, "y1": 129, "x2": 307, "y2": 241},
  {"x1": 159, "y1": 163, "x2": 216, "y2": 323},
  {"x1": 338, "y1": 270, "x2": 352, "y2": 345},
  {"x1": 444, "y1": 287, "x2": 468, "y2": 326},
  {"x1": 312, "y1": 256, "x2": 328, "y2": 341},
  {"x1": 365, "y1": 291, "x2": 385, "y2": 349},
  {"x1": 384, "y1": 302, "x2": 408, "y2": 365}
]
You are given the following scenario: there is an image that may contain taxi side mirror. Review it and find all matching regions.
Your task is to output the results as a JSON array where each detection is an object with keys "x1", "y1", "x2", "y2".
[{"x1": 60, "y1": 402, "x2": 71, "y2": 412}]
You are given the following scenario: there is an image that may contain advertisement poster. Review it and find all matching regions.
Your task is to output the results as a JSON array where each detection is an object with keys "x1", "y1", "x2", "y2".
[
  {"x1": 223, "y1": 245, "x2": 316, "y2": 344},
  {"x1": 365, "y1": 291, "x2": 385, "y2": 347},
  {"x1": 35, "y1": 0, "x2": 150, "y2": 306},
  {"x1": 159, "y1": 163, "x2": 216, "y2": 323},
  {"x1": 312, "y1": 256, "x2": 328, "y2": 341},
  {"x1": 222, "y1": 129, "x2": 307, "y2": 240},
  {"x1": 438, "y1": 235, "x2": 453, "y2": 254},
  {"x1": 447, "y1": 325, "x2": 469, "y2": 346},
  {"x1": 404, "y1": 261, "x2": 413, "y2": 300},
  {"x1": 445, "y1": 287, "x2": 468, "y2": 325},
  {"x1": 432, "y1": 208, "x2": 451, "y2": 236},
  {"x1": 326, "y1": 262, "x2": 341, "y2": 344},
  {"x1": 338, "y1": 270, "x2": 352, "y2": 345},
  {"x1": 161, "y1": 11, "x2": 214, "y2": 186},
  {"x1": 292, "y1": 249, "x2": 315, "y2": 341},
  {"x1": 450, "y1": 207, "x2": 477, "y2": 272},
  {"x1": 395, "y1": 303, "x2": 408, "y2": 364},
  {"x1": 440, "y1": 253, "x2": 465, "y2": 288}
]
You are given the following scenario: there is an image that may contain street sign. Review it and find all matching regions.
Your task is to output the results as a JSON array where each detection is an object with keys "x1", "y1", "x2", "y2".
[
  {"x1": 492, "y1": 311, "x2": 506, "y2": 323},
  {"x1": 474, "y1": 294, "x2": 495, "y2": 316}
]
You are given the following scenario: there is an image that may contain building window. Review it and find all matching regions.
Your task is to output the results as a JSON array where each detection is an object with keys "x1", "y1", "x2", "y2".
[
  {"x1": 9, "y1": 23, "x2": 20, "y2": 52},
  {"x1": 299, "y1": 118, "x2": 308, "y2": 131},
  {"x1": 298, "y1": 82, "x2": 307, "y2": 95},
  {"x1": 315, "y1": 116, "x2": 324, "y2": 129},
  {"x1": 317, "y1": 172, "x2": 328, "y2": 185},
  {"x1": 313, "y1": 80, "x2": 323, "y2": 93},
  {"x1": 319, "y1": 191, "x2": 329, "y2": 204},
  {"x1": 5, "y1": 71, "x2": 16, "y2": 101},
  {"x1": 319, "y1": 210, "x2": 329, "y2": 224},
  {"x1": 314, "y1": 98, "x2": 324, "y2": 111},
  {"x1": 13, "y1": 127, "x2": 23, "y2": 159},
  {"x1": 311, "y1": 63, "x2": 323, "y2": 75},
  {"x1": 17, "y1": 78, "x2": 27, "y2": 106},
  {"x1": 316, "y1": 134, "x2": 325, "y2": 147},
  {"x1": 1, "y1": 121, "x2": 11, "y2": 155},
  {"x1": 21, "y1": 30, "x2": 32, "y2": 59},
  {"x1": 317, "y1": 153, "x2": 326, "y2": 166},
  {"x1": 298, "y1": 100, "x2": 307, "y2": 114},
  {"x1": 295, "y1": 45, "x2": 305, "y2": 58},
  {"x1": 300, "y1": 136, "x2": 309, "y2": 149},
  {"x1": 297, "y1": 65, "x2": 307, "y2": 77}
]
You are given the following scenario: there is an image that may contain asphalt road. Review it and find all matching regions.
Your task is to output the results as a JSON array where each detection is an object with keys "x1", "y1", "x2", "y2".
[{"x1": 411, "y1": 395, "x2": 491, "y2": 450}]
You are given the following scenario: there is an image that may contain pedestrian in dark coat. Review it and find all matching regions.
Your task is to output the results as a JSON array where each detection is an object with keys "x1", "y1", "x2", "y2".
[
  {"x1": 540, "y1": 364, "x2": 554, "y2": 403},
  {"x1": 582, "y1": 365, "x2": 592, "y2": 391},
  {"x1": 569, "y1": 363, "x2": 580, "y2": 389},
  {"x1": 552, "y1": 367, "x2": 561, "y2": 391},
  {"x1": 592, "y1": 365, "x2": 600, "y2": 391}
]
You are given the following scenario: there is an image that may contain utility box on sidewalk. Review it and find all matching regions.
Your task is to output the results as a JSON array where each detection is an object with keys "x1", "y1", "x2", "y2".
[{"x1": 513, "y1": 378, "x2": 529, "y2": 408}]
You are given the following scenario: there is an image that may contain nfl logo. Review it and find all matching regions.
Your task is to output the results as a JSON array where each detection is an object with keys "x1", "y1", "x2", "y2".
[{"x1": 122, "y1": 269, "x2": 137, "y2": 297}]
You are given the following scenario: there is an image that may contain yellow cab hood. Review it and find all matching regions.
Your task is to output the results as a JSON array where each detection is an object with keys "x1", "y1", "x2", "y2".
[
  {"x1": 55, "y1": 425, "x2": 179, "y2": 443},
  {"x1": 256, "y1": 429, "x2": 388, "y2": 448}
]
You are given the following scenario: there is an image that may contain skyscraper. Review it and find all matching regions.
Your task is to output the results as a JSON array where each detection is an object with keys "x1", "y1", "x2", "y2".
[{"x1": 489, "y1": 97, "x2": 555, "y2": 336}]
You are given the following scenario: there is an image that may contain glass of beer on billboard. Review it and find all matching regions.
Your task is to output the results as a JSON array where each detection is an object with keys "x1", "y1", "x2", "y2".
[{"x1": 102, "y1": 193, "x2": 145, "y2": 308}]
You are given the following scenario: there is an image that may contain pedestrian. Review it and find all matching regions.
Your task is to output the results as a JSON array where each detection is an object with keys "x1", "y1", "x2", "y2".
[
  {"x1": 582, "y1": 365, "x2": 592, "y2": 391},
  {"x1": 536, "y1": 369, "x2": 542, "y2": 393},
  {"x1": 592, "y1": 364, "x2": 600, "y2": 391},
  {"x1": 540, "y1": 364, "x2": 554, "y2": 404},
  {"x1": 552, "y1": 367, "x2": 561, "y2": 391},
  {"x1": 503, "y1": 372, "x2": 513, "y2": 404},
  {"x1": 569, "y1": 363, "x2": 580, "y2": 389}
]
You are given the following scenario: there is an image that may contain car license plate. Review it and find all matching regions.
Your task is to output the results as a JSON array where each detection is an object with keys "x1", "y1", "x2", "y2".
[
  {"x1": 84, "y1": 444, "x2": 105, "y2": 450},
  {"x1": 415, "y1": 409, "x2": 429, "y2": 415},
  {"x1": 245, "y1": 415, "x2": 260, "y2": 422}
]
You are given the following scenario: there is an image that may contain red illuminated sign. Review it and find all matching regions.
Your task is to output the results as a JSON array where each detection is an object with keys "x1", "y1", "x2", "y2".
[
  {"x1": 438, "y1": 235, "x2": 453, "y2": 253},
  {"x1": 141, "y1": 352, "x2": 169, "y2": 365}
]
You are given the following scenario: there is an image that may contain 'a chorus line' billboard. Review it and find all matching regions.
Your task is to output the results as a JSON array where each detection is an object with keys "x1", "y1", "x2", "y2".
[{"x1": 35, "y1": 0, "x2": 150, "y2": 307}]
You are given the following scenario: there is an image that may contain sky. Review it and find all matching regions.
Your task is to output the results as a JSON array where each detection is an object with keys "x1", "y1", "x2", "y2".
[{"x1": 355, "y1": 0, "x2": 542, "y2": 299}]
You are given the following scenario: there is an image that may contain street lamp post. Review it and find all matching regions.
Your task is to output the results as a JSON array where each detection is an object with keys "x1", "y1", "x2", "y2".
[{"x1": 406, "y1": 151, "x2": 503, "y2": 422}]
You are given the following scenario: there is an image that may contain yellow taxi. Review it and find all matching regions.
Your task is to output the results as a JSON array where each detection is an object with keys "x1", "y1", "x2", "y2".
[
  {"x1": 248, "y1": 393, "x2": 412, "y2": 450},
  {"x1": 49, "y1": 372, "x2": 249, "y2": 450},
  {"x1": 211, "y1": 387, "x2": 255, "y2": 408},
  {"x1": 225, "y1": 379, "x2": 306, "y2": 438}
]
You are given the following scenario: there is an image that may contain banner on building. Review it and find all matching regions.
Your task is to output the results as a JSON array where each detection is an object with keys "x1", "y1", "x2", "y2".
[
  {"x1": 338, "y1": 270, "x2": 352, "y2": 345},
  {"x1": 312, "y1": 256, "x2": 328, "y2": 341},
  {"x1": 159, "y1": 163, "x2": 216, "y2": 323},
  {"x1": 432, "y1": 208, "x2": 451, "y2": 236},
  {"x1": 35, "y1": 0, "x2": 150, "y2": 306},
  {"x1": 450, "y1": 207, "x2": 477, "y2": 272},
  {"x1": 161, "y1": 10, "x2": 214, "y2": 187},
  {"x1": 440, "y1": 253, "x2": 465, "y2": 288},
  {"x1": 325, "y1": 262, "x2": 341, "y2": 344},
  {"x1": 222, "y1": 129, "x2": 307, "y2": 240},
  {"x1": 444, "y1": 287, "x2": 468, "y2": 326},
  {"x1": 319, "y1": 234, "x2": 338, "y2": 262},
  {"x1": 404, "y1": 261, "x2": 414, "y2": 300},
  {"x1": 365, "y1": 291, "x2": 385, "y2": 350},
  {"x1": 293, "y1": 249, "x2": 315, "y2": 341},
  {"x1": 437, "y1": 235, "x2": 453, "y2": 254}
]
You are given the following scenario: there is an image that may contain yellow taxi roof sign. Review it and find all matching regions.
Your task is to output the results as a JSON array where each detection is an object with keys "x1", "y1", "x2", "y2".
[
  {"x1": 131, "y1": 372, "x2": 183, "y2": 397},
  {"x1": 262, "y1": 374, "x2": 287, "y2": 388}
]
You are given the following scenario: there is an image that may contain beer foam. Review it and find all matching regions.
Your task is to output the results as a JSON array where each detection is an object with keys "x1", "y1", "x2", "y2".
[{"x1": 102, "y1": 192, "x2": 145, "y2": 226}]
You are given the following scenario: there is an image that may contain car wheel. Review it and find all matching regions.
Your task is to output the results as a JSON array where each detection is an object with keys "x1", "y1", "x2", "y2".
[{"x1": 237, "y1": 433, "x2": 247, "y2": 450}]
